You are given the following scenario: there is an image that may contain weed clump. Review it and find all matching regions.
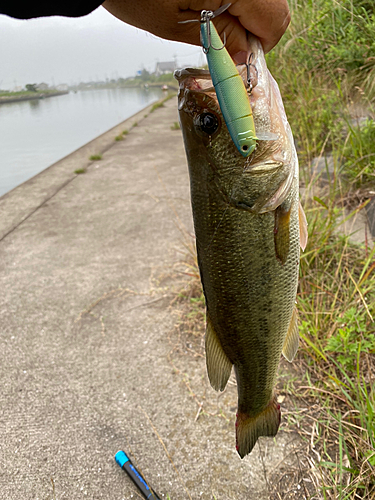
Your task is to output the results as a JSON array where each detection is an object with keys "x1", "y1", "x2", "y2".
[
  {"x1": 89, "y1": 154, "x2": 102, "y2": 161},
  {"x1": 151, "y1": 102, "x2": 164, "y2": 113},
  {"x1": 74, "y1": 168, "x2": 86, "y2": 174}
]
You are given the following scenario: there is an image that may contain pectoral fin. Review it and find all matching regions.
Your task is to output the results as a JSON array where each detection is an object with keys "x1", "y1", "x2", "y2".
[
  {"x1": 274, "y1": 201, "x2": 293, "y2": 264},
  {"x1": 282, "y1": 306, "x2": 299, "y2": 362},
  {"x1": 299, "y1": 200, "x2": 308, "y2": 251},
  {"x1": 205, "y1": 313, "x2": 232, "y2": 391}
]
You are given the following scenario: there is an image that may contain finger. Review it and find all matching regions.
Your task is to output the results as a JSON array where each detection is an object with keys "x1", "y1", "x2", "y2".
[
  {"x1": 177, "y1": 10, "x2": 247, "y2": 57},
  {"x1": 179, "y1": 0, "x2": 222, "y2": 12},
  {"x1": 211, "y1": 14, "x2": 247, "y2": 57},
  {"x1": 228, "y1": 0, "x2": 291, "y2": 53}
]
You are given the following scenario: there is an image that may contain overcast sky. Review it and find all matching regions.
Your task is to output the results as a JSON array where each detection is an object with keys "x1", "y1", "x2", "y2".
[{"x1": 0, "y1": 6, "x2": 205, "y2": 89}]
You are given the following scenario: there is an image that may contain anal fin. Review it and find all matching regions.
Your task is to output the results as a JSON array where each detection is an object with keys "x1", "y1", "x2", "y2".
[
  {"x1": 236, "y1": 395, "x2": 281, "y2": 458},
  {"x1": 205, "y1": 313, "x2": 232, "y2": 391},
  {"x1": 282, "y1": 306, "x2": 299, "y2": 362}
]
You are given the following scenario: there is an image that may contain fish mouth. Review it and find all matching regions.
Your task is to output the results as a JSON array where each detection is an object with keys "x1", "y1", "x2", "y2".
[
  {"x1": 174, "y1": 68, "x2": 217, "y2": 112},
  {"x1": 174, "y1": 65, "x2": 253, "y2": 100},
  {"x1": 174, "y1": 68, "x2": 214, "y2": 91},
  {"x1": 173, "y1": 68, "x2": 211, "y2": 81},
  {"x1": 174, "y1": 66, "x2": 254, "y2": 119}
]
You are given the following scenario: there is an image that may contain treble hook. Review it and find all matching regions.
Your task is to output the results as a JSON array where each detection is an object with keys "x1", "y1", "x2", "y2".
[
  {"x1": 179, "y1": 3, "x2": 231, "y2": 54},
  {"x1": 237, "y1": 52, "x2": 258, "y2": 92}
]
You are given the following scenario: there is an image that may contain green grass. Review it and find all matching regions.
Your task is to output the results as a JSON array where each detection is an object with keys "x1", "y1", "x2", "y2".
[
  {"x1": 266, "y1": 5, "x2": 375, "y2": 490},
  {"x1": 295, "y1": 177, "x2": 375, "y2": 496},
  {"x1": 150, "y1": 93, "x2": 176, "y2": 114},
  {"x1": 114, "y1": 135, "x2": 123, "y2": 141},
  {"x1": 269, "y1": 0, "x2": 375, "y2": 94},
  {"x1": 74, "y1": 168, "x2": 86, "y2": 174},
  {"x1": 132, "y1": 122, "x2": 138, "y2": 127},
  {"x1": 266, "y1": 0, "x2": 375, "y2": 167},
  {"x1": 89, "y1": 154, "x2": 102, "y2": 161},
  {"x1": 342, "y1": 117, "x2": 375, "y2": 186},
  {"x1": 150, "y1": 101, "x2": 164, "y2": 113},
  {"x1": 0, "y1": 89, "x2": 66, "y2": 98},
  {"x1": 122, "y1": 129, "x2": 129, "y2": 135},
  {"x1": 268, "y1": 8, "x2": 375, "y2": 485},
  {"x1": 0, "y1": 90, "x2": 38, "y2": 97},
  {"x1": 170, "y1": 122, "x2": 180, "y2": 130}
]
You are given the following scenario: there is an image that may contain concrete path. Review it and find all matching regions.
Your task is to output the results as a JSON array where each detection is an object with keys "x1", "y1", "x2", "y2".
[{"x1": 1, "y1": 97, "x2": 303, "y2": 500}]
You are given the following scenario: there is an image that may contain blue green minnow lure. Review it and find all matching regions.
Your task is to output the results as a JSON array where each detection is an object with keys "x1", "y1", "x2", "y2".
[{"x1": 181, "y1": 4, "x2": 258, "y2": 157}]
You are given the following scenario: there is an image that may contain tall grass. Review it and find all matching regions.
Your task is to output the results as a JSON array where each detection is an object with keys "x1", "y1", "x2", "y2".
[
  {"x1": 295, "y1": 175, "x2": 375, "y2": 496},
  {"x1": 270, "y1": 0, "x2": 375, "y2": 93},
  {"x1": 267, "y1": 0, "x2": 375, "y2": 172},
  {"x1": 266, "y1": 2, "x2": 375, "y2": 495}
]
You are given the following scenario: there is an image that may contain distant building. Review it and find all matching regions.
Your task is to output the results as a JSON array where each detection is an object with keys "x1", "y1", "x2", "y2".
[
  {"x1": 36, "y1": 83, "x2": 49, "y2": 91},
  {"x1": 154, "y1": 61, "x2": 176, "y2": 76},
  {"x1": 56, "y1": 84, "x2": 68, "y2": 91}
]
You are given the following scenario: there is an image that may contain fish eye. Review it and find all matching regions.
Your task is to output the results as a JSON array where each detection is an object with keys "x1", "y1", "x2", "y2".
[{"x1": 197, "y1": 112, "x2": 219, "y2": 135}]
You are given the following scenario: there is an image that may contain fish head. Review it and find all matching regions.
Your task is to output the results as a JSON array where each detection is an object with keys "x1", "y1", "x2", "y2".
[
  {"x1": 174, "y1": 37, "x2": 298, "y2": 214},
  {"x1": 174, "y1": 68, "x2": 224, "y2": 150}
]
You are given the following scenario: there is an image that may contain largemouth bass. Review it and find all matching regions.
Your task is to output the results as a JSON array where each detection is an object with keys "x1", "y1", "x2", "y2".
[{"x1": 175, "y1": 36, "x2": 307, "y2": 458}]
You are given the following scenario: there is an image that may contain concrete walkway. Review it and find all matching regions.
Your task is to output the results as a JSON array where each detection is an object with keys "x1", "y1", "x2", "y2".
[{"x1": 1, "y1": 97, "x2": 303, "y2": 500}]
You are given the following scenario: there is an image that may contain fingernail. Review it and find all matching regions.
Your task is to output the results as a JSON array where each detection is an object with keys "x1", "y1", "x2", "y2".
[{"x1": 233, "y1": 51, "x2": 247, "y2": 64}]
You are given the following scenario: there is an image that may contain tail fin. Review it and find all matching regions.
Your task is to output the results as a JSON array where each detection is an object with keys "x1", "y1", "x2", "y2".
[{"x1": 236, "y1": 396, "x2": 281, "y2": 458}]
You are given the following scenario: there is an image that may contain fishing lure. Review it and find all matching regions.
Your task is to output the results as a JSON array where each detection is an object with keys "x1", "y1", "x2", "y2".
[{"x1": 181, "y1": 4, "x2": 261, "y2": 157}]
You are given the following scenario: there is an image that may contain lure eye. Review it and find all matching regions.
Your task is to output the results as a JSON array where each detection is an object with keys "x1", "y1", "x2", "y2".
[{"x1": 197, "y1": 112, "x2": 219, "y2": 135}]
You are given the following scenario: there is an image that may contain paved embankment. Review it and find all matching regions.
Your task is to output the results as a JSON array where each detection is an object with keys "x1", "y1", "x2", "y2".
[{"x1": 1, "y1": 97, "x2": 305, "y2": 500}]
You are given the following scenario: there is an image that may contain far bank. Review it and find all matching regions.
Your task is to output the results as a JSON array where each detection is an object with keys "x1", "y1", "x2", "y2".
[{"x1": 0, "y1": 90, "x2": 69, "y2": 104}]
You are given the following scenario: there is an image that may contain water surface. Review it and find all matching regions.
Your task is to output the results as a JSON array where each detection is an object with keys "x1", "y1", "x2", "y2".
[{"x1": 0, "y1": 87, "x2": 162, "y2": 196}]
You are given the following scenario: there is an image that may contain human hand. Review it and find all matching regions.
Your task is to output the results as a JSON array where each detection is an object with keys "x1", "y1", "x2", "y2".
[{"x1": 102, "y1": 0, "x2": 290, "y2": 59}]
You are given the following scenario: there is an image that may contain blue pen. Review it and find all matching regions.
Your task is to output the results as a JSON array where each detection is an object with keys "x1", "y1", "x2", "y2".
[{"x1": 115, "y1": 450, "x2": 162, "y2": 500}]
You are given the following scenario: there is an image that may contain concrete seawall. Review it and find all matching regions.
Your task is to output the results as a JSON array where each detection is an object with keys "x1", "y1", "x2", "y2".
[{"x1": 1, "y1": 96, "x2": 303, "y2": 499}]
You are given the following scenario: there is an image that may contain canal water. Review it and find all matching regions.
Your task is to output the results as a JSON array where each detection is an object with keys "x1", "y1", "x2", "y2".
[{"x1": 0, "y1": 87, "x2": 163, "y2": 197}]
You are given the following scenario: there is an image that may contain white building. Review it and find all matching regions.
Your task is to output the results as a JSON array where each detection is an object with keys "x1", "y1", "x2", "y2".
[
  {"x1": 154, "y1": 61, "x2": 176, "y2": 76},
  {"x1": 56, "y1": 84, "x2": 68, "y2": 91},
  {"x1": 36, "y1": 83, "x2": 49, "y2": 91}
]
